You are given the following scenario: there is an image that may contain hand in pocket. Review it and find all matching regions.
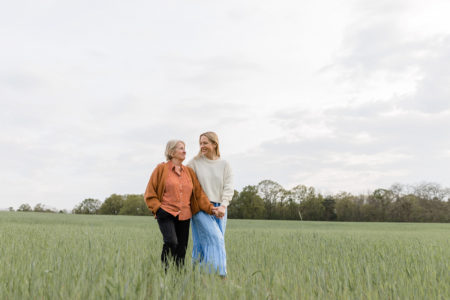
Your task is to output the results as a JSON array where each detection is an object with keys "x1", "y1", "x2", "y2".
[{"x1": 156, "y1": 208, "x2": 168, "y2": 219}]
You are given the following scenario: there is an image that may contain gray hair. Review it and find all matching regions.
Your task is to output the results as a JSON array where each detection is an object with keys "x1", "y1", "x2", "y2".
[{"x1": 165, "y1": 140, "x2": 185, "y2": 161}]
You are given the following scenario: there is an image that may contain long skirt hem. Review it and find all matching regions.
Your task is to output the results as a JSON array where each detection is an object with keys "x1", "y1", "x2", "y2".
[{"x1": 191, "y1": 204, "x2": 227, "y2": 276}]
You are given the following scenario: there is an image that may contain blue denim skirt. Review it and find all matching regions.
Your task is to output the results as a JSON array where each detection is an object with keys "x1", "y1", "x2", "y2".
[{"x1": 191, "y1": 202, "x2": 227, "y2": 276}]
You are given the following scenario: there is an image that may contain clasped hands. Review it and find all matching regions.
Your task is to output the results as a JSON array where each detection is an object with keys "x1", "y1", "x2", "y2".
[{"x1": 211, "y1": 206, "x2": 226, "y2": 219}]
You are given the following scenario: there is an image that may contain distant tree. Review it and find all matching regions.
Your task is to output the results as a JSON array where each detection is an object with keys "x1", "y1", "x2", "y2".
[
  {"x1": 33, "y1": 203, "x2": 56, "y2": 213},
  {"x1": 17, "y1": 204, "x2": 32, "y2": 212},
  {"x1": 257, "y1": 180, "x2": 286, "y2": 219},
  {"x1": 72, "y1": 198, "x2": 102, "y2": 214},
  {"x1": 413, "y1": 182, "x2": 449, "y2": 201},
  {"x1": 367, "y1": 189, "x2": 394, "y2": 221},
  {"x1": 334, "y1": 192, "x2": 357, "y2": 221},
  {"x1": 98, "y1": 194, "x2": 125, "y2": 215},
  {"x1": 322, "y1": 197, "x2": 337, "y2": 221},
  {"x1": 119, "y1": 194, "x2": 150, "y2": 216},
  {"x1": 290, "y1": 185, "x2": 316, "y2": 204},
  {"x1": 300, "y1": 194, "x2": 325, "y2": 220},
  {"x1": 390, "y1": 183, "x2": 411, "y2": 199},
  {"x1": 229, "y1": 186, "x2": 265, "y2": 219},
  {"x1": 33, "y1": 203, "x2": 45, "y2": 212},
  {"x1": 227, "y1": 190, "x2": 240, "y2": 219},
  {"x1": 280, "y1": 194, "x2": 301, "y2": 220},
  {"x1": 8, "y1": 207, "x2": 14, "y2": 212},
  {"x1": 389, "y1": 194, "x2": 416, "y2": 222}
]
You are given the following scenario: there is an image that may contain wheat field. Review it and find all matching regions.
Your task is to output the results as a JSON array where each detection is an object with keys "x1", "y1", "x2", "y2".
[{"x1": 0, "y1": 212, "x2": 448, "y2": 299}]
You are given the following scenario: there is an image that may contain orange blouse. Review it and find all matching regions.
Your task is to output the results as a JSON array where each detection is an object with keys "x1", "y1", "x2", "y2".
[
  {"x1": 160, "y1": 161, "x2": 193, "y2": 220},
  {"x1": 144, "y1": 162, "x2": 213, "y2": 217}
]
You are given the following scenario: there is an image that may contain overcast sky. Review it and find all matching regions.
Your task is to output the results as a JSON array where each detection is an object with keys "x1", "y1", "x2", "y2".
[{"x1": 1, "y1": 0, "x2": 450, "y2": 210}]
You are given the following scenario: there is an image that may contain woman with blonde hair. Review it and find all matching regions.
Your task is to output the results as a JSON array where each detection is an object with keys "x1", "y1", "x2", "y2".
[
  {"x1": 188, "y1": 132, "x2": 234, "y2": 277},
  {"x1": 144, "y1": 140, "x2": 217, "y2": 269}
]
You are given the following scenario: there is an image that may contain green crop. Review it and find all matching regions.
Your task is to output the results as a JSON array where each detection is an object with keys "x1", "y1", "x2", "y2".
[{"x1": 1, "y1": 212, "x2": 448, "y2": 299}]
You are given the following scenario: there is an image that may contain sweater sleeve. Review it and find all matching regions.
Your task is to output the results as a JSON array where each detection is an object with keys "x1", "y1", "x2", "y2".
[
  {"x1": 221, "y1": 161, "x2": 234, "y2": 207},
  {"x1": 144, "y1": 164, "x2": 163, "y2": 215},
  {"x1": 190, "y1": 167, "x2": 214, "y2": 215}
]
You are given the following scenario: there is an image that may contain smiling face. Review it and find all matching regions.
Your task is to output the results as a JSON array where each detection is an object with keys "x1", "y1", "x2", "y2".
[
  {"x1": 200, "y1": 135, "x2": 217, "y2": 158},
  {"x1": 172, "y1": 142, "x2": 186, "y2": 162}
]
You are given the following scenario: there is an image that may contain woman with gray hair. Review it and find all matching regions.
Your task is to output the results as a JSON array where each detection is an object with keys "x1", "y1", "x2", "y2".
[{"x1": 144, "y1": 140, "x2": 217, "y2": 269}]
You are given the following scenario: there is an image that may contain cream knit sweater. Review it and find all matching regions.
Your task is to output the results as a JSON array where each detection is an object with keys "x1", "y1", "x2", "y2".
[{"x1": 187, "y1": 155, "x2": 234, "y2": 207}]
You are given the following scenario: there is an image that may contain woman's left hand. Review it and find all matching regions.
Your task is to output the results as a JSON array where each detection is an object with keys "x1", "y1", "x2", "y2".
[{"x1": 216, "y1": 206, "x2": 226, "y2": 218}]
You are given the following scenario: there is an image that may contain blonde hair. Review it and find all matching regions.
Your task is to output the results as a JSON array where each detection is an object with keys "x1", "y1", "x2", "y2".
[
  {"x1": 196, "y1": 131, "x2": 220, "y2": 158},
  {"x1": 165, "y1": 140, "x2": 185, "y2": 161}
]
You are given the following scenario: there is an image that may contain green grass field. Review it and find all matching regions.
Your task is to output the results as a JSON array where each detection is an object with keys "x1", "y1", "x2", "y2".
[{"x1": 0, "y1": 212, "x2": 448, "y2": 299}]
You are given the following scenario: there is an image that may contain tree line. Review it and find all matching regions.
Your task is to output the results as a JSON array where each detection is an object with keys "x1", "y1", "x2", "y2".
[
  {"x1": 228, "y1": 181, "x2": 450, "y2": 222},
  {"x1": 12, "y1": 194, "x2": 150, "y2": 216},
  {"x1": 11, "y1": 181, "x2": 450, "y2": 222}
]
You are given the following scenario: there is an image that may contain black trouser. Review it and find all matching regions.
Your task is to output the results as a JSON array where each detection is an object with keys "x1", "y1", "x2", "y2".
[{"x1": 156, "y1": 208, "x2": 190, "y2": 268}]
